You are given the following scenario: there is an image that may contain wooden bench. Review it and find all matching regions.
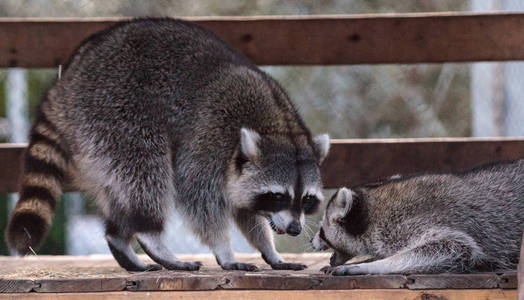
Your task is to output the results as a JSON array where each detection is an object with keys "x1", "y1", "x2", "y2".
[
  {"x1": 1, "y1": 13, "x2": 523, "y2": 299},
  {"x1": 0, "y1": 254, "x2": 519, "y2": 299}
]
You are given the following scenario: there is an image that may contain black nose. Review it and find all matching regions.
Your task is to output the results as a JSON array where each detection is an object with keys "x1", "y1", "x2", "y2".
[{"x1": 286, "y1": 221, "x2": 302, "y2": 236}]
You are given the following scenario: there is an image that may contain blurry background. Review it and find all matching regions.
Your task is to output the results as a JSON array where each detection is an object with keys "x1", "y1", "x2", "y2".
[{"x1": 0, "y1": 0, "x2": 522, "y2": 256}]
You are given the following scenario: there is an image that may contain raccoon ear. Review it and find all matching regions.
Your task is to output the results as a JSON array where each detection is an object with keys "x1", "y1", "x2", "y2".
[
  {"x1": 240, "y1": 127, "x2": 261, "y2": 162},
  {"x1": 332, "y1": 187, "x2": 354, "y2": 222},
  {"x1": 313, "y1": 133, "x2": 330, "y2": 164}
]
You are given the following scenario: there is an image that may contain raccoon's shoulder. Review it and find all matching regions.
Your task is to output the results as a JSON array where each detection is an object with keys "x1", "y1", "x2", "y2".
[{"x1": 63, "y1": 17, "x2": 248, "y2": 75}]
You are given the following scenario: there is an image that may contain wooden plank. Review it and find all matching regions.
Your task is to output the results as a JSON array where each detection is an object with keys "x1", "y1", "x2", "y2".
[
  {"x1": 4, "y1": 13, "x2": 524, "y2": 67},
  {"x1": 499, "y1": 271, "x2": 518, "y2": 289},
  {"x1": 0, "y1": 138, "x2": 522, "y2": 192},
  {"x1": 0, "y1": 289, "x2": 518, "y2": 300},
  {"x1": 313, "y1": 275, "x2": 407, "y2": 290},
  {"x1": 0, "y1": 255, "x2": 518, "y2": 293},
  {"x1": 0, "y1": 280, "x2": 36, "y2": 293},
  {"x1": 128, "y1": 273, "x2": 226, "y2": 291},
  {"x1": 406, "y1": 273, "x2": 501, "y2": 290},
  {"x1": 35, "y1": 278, "x2": 126, "y2": 293},
  {"x1": 0, "y1": 144, "x2": 24, "y2": 194},
  {"x1": 322, "y1": 137, "x2": 524, "y2": 188}
]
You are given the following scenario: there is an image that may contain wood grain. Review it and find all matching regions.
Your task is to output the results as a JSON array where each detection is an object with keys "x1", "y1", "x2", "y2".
[
  {"x1": 35, "y1": 278, "x2": 126, "y2": 293},
  {"x1": 0, "y1": 255, "x2": 518, "y2": 293},
  {"x1": 322, "y1": 138, "x2": 524, "y2": 188},
  {"x1": 406, "y1": 274, "x2": 500, "y2": 290},
  {"x1": 3, "y1": 13, "x2": 524, "y2": 67},
  {"x1": 0, "y1": 280, "x2": 36, "y2": 293},
  {"x1": 0, "y1": 289, "x2": 518, "y2": 300},
  {"x1": 0, "y1": 138, "x2": 522, "y2": 193}
]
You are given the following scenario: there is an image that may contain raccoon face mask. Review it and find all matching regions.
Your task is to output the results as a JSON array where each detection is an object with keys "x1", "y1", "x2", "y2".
[{"x1": 226, "y1": 127, "x2": 329, "y2": 236}]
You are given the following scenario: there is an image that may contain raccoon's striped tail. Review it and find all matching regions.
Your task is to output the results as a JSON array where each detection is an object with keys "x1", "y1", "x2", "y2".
[{"x1": 5, "y1": 113, "x2": 68, "y2": 255}]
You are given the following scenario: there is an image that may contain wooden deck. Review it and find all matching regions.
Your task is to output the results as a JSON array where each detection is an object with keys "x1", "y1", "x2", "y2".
[{"x1": 0, "y1": 254, "x2": 518, "y2": 299}]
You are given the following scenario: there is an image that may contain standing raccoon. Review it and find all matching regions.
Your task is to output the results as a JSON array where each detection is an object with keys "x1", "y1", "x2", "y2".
[
  {"x1": 5, "y1": 18, "x2": 330, "y2": 272},
  {"x1": 312, "y1": 159, "x2": 524, "y2": 275}
]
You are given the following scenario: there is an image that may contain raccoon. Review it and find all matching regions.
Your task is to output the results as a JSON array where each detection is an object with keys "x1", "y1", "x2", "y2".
[
  {"x1": 312, "y1": 159, "x2": 524, "y2": 275},
  {"x1": 5, "y1": 18, "x2": 330, "y2": 272}
]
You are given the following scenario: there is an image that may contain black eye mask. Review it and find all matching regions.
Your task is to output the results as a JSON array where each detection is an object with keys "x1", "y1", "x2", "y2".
[
  {"x1": 252, "y1": 192, "x2": 292, "y2": 212},
  {"x1": 302, "y1": 195, "x2": 320, "y2": 214}
]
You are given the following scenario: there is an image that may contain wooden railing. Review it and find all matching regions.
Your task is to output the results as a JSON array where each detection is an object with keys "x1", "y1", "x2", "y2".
[
  {"x1": 0, "y1": 138, "x2": 523, "y2": 193},
  {"x1": 0, "y1": 13, "x2": 523, "y2": 193},
  {"x1": 4, "y1": 13, "x2": 524, "y2": 67}
]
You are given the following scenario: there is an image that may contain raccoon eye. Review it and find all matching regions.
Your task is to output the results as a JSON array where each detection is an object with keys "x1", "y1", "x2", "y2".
[
  {"x1": 303, "y1": 195, "x2": 320, "y2": 214},
  {"x1": 252, "y1": 192, "x2": 291, "y2": 212}
]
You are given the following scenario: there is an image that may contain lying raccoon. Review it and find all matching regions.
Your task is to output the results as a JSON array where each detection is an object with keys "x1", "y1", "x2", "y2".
[{"x1": 312, "y1": 159, "x2": 524, "y2": 275}]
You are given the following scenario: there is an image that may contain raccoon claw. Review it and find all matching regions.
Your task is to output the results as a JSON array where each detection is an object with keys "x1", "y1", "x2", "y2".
[
  {"x1": 164, "y1": 261, "x2": 202, "y2": 271},
  {"x1": 221, "y1": 262, "x2": 259, "y2": 271},
  {"x1": 270, "y1": 262, "x2": 307, "y2": 270},
  {"x1": 323, "y1": 265, "x2": 364, "y2": 276},
  {"x1": 320, "y1": 265, "x2": 330, "y2": 273}
]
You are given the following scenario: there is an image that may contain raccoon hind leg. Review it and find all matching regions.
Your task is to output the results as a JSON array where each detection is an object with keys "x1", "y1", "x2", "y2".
[
  {"x1": 100, "y1": 156, "x2": 201, "y2": 271},
  {"x1": 103, "y1": 204, "x2": 162, "y2": 272},
  {"x1": 136, "y1": 232, "x2": 202, "y2": 271},
  {"x1": 105, "y1": 231, "x2": 161, "y2": 272}
]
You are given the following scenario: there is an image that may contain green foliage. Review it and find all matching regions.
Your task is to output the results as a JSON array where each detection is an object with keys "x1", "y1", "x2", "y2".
[{"x1": 27, "y1": 70, "x2": 56, "y2": 119}]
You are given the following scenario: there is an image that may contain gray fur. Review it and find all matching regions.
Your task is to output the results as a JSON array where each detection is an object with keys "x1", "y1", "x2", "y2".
[
  {"x1": 29, "y1": 18, "x2": 328, "y2": 271},
  {"x1": 313, "y1": 159, "x2": 524, "y2": 274}
]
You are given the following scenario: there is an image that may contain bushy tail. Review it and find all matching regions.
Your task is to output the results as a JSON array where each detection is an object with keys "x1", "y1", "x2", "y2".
[{"x1": 5, "y1": 112, "x2": 68, "y2": 255}]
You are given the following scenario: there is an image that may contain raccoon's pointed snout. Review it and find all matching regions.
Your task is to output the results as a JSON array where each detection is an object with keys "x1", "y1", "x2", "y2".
[{"x1": 286, "y1": 221, "x2": 302, "y2": 236}]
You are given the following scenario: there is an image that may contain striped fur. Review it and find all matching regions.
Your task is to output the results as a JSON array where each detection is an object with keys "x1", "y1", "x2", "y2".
[{"x1": 5, "y1": 111, "x2": 68, "y2": 255}]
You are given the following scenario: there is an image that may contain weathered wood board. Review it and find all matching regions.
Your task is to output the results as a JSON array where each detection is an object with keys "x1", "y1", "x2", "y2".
[
  {"x1": 4, "y1": 13, "x2": 524, "y2": 67},
  {"x1": 0, "y1": 289, "x2": 519, "y2": 300},
  {"x1": 0, "y1": 254, "x2": 518, "y2": 294}
]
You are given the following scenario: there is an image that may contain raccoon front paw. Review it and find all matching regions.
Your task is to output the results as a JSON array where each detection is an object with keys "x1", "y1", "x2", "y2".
[
  {"x1": 270, "y1": 262, "x2": 307, "y2": 270},
  {"x1": 163, "y1": 260, "x2": 202, "y2": 271},
  {"x1": 329, "y1": 251, "x2": 353, "y2": 267},
  {"x1": 221, "y1": 262, "x2": 259, "y2": 271},
  {"x1": 322, "y1": 264, "x2": 364, "y2": 276}
]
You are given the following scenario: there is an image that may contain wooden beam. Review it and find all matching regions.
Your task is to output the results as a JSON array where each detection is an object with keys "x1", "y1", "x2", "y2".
[
  {"x1": 322, "y1": 137, "x2": 524, "y2": 188},
  {"x1": 0, "y1": 254, "x2": 518, "y2": 294},
  {"x1": 0, "y1": 144, "x2": 24, "y2": 194},
  {"x1": 0, "y1": 289, "x2": 518, "y2": 300},
  {"x1": 0, "y1": 138, "x2": 522, "y2": 193},
  {"x1": 3, "y1": 13, "x2": 524, "y2": 67}
]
